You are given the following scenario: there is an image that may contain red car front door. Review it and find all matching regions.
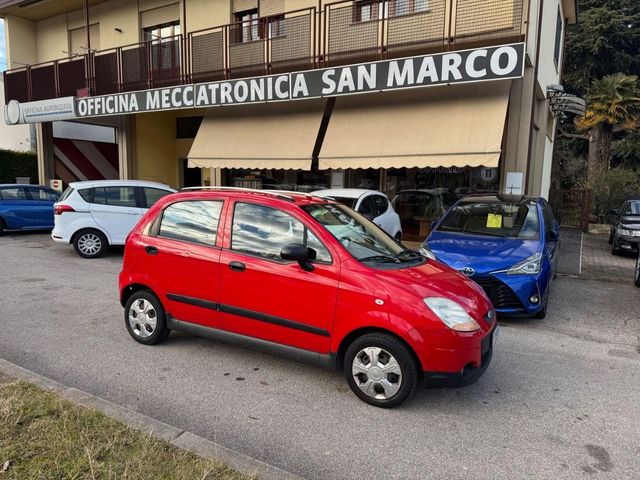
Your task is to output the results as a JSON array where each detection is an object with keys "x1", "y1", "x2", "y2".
[{"x1": 218, "y1": 201, "x2": 340, "y2": 353}]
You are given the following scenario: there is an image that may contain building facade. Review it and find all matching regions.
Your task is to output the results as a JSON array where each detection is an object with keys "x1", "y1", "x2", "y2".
[{"x1": 1, "y1": 0, "x2": 577, "y2": 236}]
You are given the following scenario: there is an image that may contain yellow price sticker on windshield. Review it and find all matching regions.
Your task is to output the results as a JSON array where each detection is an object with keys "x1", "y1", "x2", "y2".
[{"x1": 486, "y1": 213, "x2": 502, "y2": 228}]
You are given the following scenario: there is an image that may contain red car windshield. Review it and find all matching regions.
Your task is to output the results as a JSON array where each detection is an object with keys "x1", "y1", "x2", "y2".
[{"x1": 302, "y1": 203, "x2": 421, "y2": 265}]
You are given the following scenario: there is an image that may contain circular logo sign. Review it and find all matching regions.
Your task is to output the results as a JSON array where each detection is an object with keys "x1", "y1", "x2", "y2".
[{"x1": 6, "y1": 100, "x2": 21, "y2": 125}]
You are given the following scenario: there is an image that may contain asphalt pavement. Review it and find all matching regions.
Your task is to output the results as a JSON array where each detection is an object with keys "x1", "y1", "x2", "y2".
[{"x1": 1, "y1": 233, "x2": 639, "y2": 479}]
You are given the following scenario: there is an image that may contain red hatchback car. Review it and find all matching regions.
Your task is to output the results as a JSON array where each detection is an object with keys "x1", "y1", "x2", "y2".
[{"x1": 119, "y1": 188, "x2": 497, "y2": 408}]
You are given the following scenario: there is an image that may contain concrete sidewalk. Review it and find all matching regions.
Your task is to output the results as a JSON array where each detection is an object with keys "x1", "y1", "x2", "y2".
[
  {"x1": 557, "y1": 227, "x2": 583, "y2": 276},
  {"x1": 581, "y1": 232, "x2": 636, "y2": 282},
  {"x1": 557, "y1": 227, "x2": 636, "y2": 283}
]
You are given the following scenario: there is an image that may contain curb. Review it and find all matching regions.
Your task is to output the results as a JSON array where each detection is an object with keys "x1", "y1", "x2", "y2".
[{"x1": 0, "y1": 357, "x2": 304, "y2": 480}]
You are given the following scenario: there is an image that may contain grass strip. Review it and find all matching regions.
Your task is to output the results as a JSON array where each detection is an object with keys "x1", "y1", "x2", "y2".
[{"x1": 0, "y1": 381, "x2": 254, "y2": 480}]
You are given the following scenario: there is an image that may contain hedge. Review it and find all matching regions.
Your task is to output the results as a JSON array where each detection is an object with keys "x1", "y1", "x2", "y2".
[{"x1": 0, "y1": 149, "x2": 38, "y2": 184}]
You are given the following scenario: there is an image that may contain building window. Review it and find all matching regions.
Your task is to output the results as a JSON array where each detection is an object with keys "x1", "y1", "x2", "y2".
[
  {"x1": 355, "y1": 0, "x2": 388, "y2": 22},
  {"x1": 553, "y1": 7, "x2": 563, "y2": 67},
  {"x1": 234, "y1": 9, "x2": 261, "y2": 43},
  {"x1": 143, "y1": 21, "x2": 181, "y2": 43},
  {"x1": 177, "y1": 116, "x2": 204, "y2": 139},
  {"x1": 268, "y1": 15, "x2": 286, "y2": 38},
  {"x1": 392, "y1": 0, "x2": 429, "y2": 17}
]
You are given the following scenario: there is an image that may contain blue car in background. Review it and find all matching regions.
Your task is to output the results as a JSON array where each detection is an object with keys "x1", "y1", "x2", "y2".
[
  {"x1": 0, "y1": 184, "x2": 60, "y2": 234},
  {"x1": 420, "y1": 194, "x2": 560, "y2": 318}
]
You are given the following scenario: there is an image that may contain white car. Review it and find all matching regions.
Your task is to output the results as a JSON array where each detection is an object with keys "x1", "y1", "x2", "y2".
[
  {"x1": 313, "y1": 188, "x2": 403, "y2": 240},
  {"x1": 52, "y1": 180, "x2": 176, "y2": 258}
]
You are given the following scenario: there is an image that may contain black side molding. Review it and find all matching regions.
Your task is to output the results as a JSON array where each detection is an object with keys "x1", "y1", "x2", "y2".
[
  {"x1": 166, "y1": 315, "x2": 337, "y2": 370},
  {"x1": 166, "y1": 293, "x2": 330, "y2": 337},
  {"x1": 166, "y1": 293, "x2": 219, "y2": 311}
]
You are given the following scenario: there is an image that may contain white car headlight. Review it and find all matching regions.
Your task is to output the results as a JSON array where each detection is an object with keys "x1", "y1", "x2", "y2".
[
  {"x1": 419, "y1": 244, "x2": 436, "y2": 260},
  {"x1": 423, "y1": 297, "x2": 480, "y2": 332},
  {"x1": 507, "y1": 252, "x2": 542, "y2": 275},
  {"x1": 617, "y1": 228, "x2": 640, "y2": 237}
]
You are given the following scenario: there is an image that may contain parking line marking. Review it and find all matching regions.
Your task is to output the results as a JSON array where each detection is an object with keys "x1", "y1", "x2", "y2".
[{"x1": 578, "y1": 232, "x2": 583, "y2": 275}]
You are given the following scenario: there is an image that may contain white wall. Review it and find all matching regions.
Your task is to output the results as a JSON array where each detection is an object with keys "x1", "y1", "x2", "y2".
[
  {"x1": 529, "y1": 0, "x2": 565, "y2": 196},
  {"x1": 536, "y1": 0, "x2": 564, "y2": 92},
  {"x1": 0, "y1": 78, "x2": 34, "y2": 152},
  {"x1": 540, "y1": 136, "x2": 554, "y2": 199}
]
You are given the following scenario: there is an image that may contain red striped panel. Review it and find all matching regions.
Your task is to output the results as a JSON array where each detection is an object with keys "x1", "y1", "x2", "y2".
[
  {"x1": 54, "y1": 138, "x2": 106, "y2": 181},
  {"x1": 53, "y1": 159, "x2": 77, "y2": 186},
  {"x1": 93, "y1": 141, "x2": 119, "y2": 171}
]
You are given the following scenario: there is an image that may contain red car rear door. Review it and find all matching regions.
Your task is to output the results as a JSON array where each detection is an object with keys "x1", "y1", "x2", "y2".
[{"x1": 139, "y1": 198, "x2": 225, "y2": 329}]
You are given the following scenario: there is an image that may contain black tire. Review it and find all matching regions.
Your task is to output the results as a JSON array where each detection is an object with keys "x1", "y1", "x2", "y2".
[
  {"x1": 611, "y1": 236, "x2": 620, "y2": 255},
  {"x1": 344, "y1": 332, "x2": 418, "y2": 408},
  {"x1": 534, "y1": 302, "x2": 547, "y2": 319},
  {"x1": 634, "y1": 256, "x2": 640, "y2": 288},
  {"x1": 0, "y1": 218, "x2": 5, "y2": 235},
  {"x1": 73, "y1": 229, "x2": 108, "y2": 258},
  {"x1": 124, "y1": 290, "x2": 170, "y2": 345}
]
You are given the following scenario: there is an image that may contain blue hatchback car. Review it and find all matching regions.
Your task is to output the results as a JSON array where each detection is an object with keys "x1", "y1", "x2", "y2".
[
  {"x1": 420, "y1": 194, "x2": 560, "y2": 318},
  {"x1": 0, "y1": 184, "x2": 60, "y2": 234}
]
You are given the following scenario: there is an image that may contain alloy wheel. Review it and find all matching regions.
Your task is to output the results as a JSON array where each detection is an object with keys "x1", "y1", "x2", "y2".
[
  {"x1": 351, "y1": 347, "x2": 402, "y2": 400},
  {"x1": 128, "y1": 298, "x2": 157, "y2": 338},
  {"x1": 77, "y1": 233, "x2": 102, "y2": 256}
]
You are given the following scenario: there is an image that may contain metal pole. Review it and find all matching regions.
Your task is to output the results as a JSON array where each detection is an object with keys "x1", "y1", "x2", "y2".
[
  {"x1": 84, "y1": 0, "x2": 90, "y2": 52},
  {"x1": 83, "y1": 0, "x2": 91, "y2": 91}
]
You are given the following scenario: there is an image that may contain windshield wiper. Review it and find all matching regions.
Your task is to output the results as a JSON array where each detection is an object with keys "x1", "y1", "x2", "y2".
[
  {"x1": 359, "y1": 254, "x2": 400, "y2": 264},
  {"x1": 394, "y1": 249, "x2": 423, "y2": 261},
  {"x1": 467, "y1": 231, "x2": 508, "y2": 238}
]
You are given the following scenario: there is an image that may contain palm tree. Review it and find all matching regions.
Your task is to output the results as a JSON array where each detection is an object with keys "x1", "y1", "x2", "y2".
[{"x1": 576, "y1": 73, "x2": 640, "y2": 178}]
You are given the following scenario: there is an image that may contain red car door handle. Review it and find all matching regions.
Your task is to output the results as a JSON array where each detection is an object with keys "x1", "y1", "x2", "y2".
[
  {"x1": 228, "y1": 261, "x2": 246, "y2": 272},
  {"x1": 145, "y1": 246, "x2": 158, "y2": 255}
]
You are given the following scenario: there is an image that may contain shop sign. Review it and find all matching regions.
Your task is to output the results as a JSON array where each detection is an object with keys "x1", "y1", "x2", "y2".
[
  {"x1": 7, "y1": 43, "x2": 525, "y2": 124},
  {"x1": 5, "y1": 98, "x2": 76, "y2": 125}
]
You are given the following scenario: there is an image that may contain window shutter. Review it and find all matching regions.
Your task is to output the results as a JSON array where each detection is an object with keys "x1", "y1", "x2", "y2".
[
  {"x1": 90, "y1": 24, "x2": 100, "y2": 51},
  {"x1": 69, "y1": 27, "x2": 84, "y2": 55},
  {"x1": 233, "y1": 0, "x2": 258, "y2": 13},
  {"x1": 140, "y1": 3, "x2": 180, "y2": 29},
  {"x1": 260, "y1": 0, "x2": 284, "y2": 17},
  {"x1": 69, "y1": 24, "x2": 100, "y2": 55}
]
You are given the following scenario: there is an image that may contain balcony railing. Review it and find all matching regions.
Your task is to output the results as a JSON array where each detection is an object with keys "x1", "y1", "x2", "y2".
[{"x1": 4, "y1": 0, "x2": 525, "y2": 104}]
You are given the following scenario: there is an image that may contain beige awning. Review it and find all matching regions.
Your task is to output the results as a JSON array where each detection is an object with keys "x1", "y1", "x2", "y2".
[
  {"x1": 188, "y1": 100, "x2": 326, "y2": 171},
  {"x1": 318, "y1": 81, "x2": 511, "y2": 170}
]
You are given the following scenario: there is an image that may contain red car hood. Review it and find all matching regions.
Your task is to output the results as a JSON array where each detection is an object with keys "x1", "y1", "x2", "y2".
[{"x1": 368, "y1": 259, "x2": 492, "y2": 317}]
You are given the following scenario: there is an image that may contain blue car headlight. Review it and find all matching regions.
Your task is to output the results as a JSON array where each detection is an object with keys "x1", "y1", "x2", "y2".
[{"x1": 507, "y1": 252, "x2": 542, "y2": 275}]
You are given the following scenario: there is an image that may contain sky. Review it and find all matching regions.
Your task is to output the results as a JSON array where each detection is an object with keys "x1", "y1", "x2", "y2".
[{"x1": 0, "y1": 20, "x2": 6, "y2": 71}]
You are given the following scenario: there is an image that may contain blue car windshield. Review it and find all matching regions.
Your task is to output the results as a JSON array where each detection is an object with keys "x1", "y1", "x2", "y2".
[{"x1": 437, "y1": 201, "x2": 539, "y2": 239}]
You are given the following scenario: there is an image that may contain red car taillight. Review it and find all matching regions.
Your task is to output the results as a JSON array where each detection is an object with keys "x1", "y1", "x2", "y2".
[{"x1": 54, "y1": 204, "x2": 75, "y2": 215}]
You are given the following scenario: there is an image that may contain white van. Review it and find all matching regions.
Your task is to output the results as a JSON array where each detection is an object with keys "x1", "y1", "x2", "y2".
[{"x1": 52, "y1": 180, "x2": 176, "y2": 258}]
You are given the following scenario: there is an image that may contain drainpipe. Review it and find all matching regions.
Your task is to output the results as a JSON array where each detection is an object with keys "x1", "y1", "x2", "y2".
[{"x1": 84, "y1": 0, "x2": 90, "y2": 52}]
